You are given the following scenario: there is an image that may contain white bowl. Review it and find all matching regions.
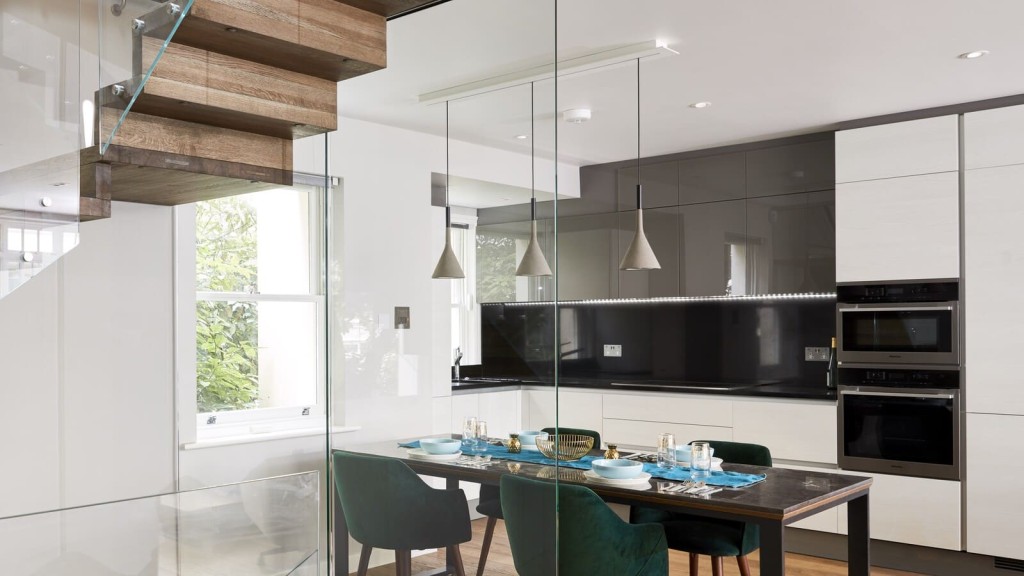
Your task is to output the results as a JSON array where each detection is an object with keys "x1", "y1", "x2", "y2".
[
  {"x1": 591, "y1": 458, "x2": 644, "y2": 479},
  {"x1": 518, "y1": 430, "x2": 549, "y2": 446},
  {"x1": 420, "y1": 438, "x2": 462, "y2": 455}
]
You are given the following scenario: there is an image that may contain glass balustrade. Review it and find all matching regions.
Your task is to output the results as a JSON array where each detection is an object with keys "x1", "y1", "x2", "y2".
[{"x1": 0, "y1": 472, "x2": 320, "y2": 576}]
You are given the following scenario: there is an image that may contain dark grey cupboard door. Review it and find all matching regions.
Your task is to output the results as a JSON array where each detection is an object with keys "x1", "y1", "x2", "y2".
[
  {"x1": 617, "y1": 206, "x2": 679, "y2": 298},
  {"x1": 678, "y1": 152, "x2": 745, "y2": 205},
  {"x1": 745, "y1": 139, "x2": 835, "y2": 198},
  {"x1": 554, "y1": 213, "x2": 619, "y2": 300},
  {"x1": 745, "y1": 191, "x2": 835, "y2": 294},
  {"x1": 679, "y1": 200, "x2": 747, "y2": 297},
  {"x1": 616, "y1": 160, "x2": 679, "y2": 211}
]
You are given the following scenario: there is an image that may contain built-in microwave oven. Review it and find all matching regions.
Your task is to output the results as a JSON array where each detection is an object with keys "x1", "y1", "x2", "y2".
[{"x1": 836, "y1": 280, "x2": 959, "y2": 366}]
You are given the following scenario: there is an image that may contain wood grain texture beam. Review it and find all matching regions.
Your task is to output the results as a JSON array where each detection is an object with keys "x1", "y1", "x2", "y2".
[{"x1": 171, "y1": 0, "x2": 386, "y2": 81}]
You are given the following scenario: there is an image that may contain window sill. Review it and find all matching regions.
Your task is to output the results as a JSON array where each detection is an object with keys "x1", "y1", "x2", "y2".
[{"x1": 182, "y1": 425, "x2": 361, "y2": 450}]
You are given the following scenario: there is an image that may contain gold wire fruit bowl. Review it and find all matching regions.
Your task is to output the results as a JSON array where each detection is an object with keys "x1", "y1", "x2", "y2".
[{"x1": 535, "y1": 435, "x2": 595, "y2": 461}]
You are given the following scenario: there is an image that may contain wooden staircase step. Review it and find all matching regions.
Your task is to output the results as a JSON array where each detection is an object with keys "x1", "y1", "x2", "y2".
[
  {"x1": 170, "y1": 0, "x2": 386, "y2": 81},
  {"x1": 131, "y1": 36, "x2": 337, "y2": 139}
]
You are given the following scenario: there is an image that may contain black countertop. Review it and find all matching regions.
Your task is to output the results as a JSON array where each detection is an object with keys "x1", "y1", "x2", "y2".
[{"x1": 451, "y1": 376, "x2": 836, "y2": 401}]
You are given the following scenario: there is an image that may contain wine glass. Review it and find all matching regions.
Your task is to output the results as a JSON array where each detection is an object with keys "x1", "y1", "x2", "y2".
[{"x1": 657, "y1": 432, "x2": 676, "y2": 469}]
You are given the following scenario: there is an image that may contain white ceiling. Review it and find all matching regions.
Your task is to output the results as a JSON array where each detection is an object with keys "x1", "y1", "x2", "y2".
[{"x1": 338, "y1": 0, "x2": 1024, "y2": 170}]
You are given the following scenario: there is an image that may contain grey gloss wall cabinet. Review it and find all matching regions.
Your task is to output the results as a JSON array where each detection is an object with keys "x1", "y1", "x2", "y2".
[{"x1": 476, "y1": 135, "x2": 836, "y2": 301}]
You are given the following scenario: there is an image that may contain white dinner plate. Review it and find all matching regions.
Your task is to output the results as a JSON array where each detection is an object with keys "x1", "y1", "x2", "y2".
[
  {"x1": 520, "y1": 444, "x2": 540, "y2": 452},
  {"x1": 583, "y1": 469, "x2": 652, "y2": 488},
  {"x1": 407, "y1": 448, "x2": 462, "y2": 461},
  {"x1": 678, "y1": 457, "x2": 724, "y2": 470}
]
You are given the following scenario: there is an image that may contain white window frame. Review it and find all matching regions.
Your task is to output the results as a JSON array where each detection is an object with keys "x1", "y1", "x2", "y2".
[
  {"x1": 175, "y1": 181, "x2": 330, "y2": 445},
  {"x1": 450, "y1": 212, "x2": 480, "y2": 365}
]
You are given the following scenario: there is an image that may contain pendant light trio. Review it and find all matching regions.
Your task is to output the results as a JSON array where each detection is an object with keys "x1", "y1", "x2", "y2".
[{"x1": 433, "y1": 58, "x2": 659, "y2": 280}]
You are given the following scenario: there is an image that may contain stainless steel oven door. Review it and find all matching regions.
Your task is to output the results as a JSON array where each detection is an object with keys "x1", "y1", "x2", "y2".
[
  {"x1": 838, "y1": 386, "x2": 960, "y2": 480},
  {"x1": 837, "y1": 302, "x2": 959, "y2": 365}
]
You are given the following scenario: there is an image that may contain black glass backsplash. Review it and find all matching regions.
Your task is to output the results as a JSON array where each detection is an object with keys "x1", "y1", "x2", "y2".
[{"x1": 480, "y1": 296, "x2": 836, "y2": 390}]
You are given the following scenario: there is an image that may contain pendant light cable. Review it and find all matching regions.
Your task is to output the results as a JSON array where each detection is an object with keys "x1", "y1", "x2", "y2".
[
  {"x1": 432, "y1": 100, "x2": 465, "y2": 279},
  {"x1": 515, "y1": 83, "x2": 553, "y2": 277},
  {"x1": 618, "y1": 57, "x2": 661, "y2": 271}
]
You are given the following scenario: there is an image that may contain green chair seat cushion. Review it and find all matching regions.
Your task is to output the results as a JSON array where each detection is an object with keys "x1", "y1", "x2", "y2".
[
  {"x1": 333, "y1": 451, "x2": 472, "y2": 551},
  {"x1": 659, "y1": 518, "x2": 755, "y2": 557},
  {"x1": 476, "y1": 484, "x2": 503, "y2": 518}
]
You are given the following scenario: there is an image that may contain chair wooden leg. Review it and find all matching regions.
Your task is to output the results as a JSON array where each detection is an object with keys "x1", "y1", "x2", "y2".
[
  {"x1": 450, "y1": 544, "x2": 467, "y2": 576},
  {"x1": 737, "y1": 554, "x2": 752, "y2": 576},
  {"x1": 357, "y1": 545, "x2": 372, "y2": 576},
  {"x1": 688, "y1": 552, "x2": 699, "y2": 576},
  {"x1": 711, "y1": 556, "x2": 724, "y2": 576},
  {"x1": 476, "y1": 517, "x2": 497, "y2": 576},
  {"x1": 396, "y1": 549, "x2": 412, "y2": 576}
]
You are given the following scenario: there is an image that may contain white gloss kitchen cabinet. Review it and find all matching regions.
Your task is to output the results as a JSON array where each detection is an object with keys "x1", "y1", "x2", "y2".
[
  {"x1": 965, "y1": 413, "x2": 1024, "y2": 558},
  {"x1": 835, "y1": 115, "x2": 960, "y2": 282}
]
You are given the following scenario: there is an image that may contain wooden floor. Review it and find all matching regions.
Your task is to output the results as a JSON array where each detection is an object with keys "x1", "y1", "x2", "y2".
[{"x1": 357, "y1": 517, "x2": 924, "y2": 575}]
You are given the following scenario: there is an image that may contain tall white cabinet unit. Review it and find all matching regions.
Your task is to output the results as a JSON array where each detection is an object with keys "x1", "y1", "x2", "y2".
[
  {"x1": 964, "y1": 104, "x2": 1024, "y2": 560},
  {"x1": 835, "y1": 116, "x2": 960, "y2": 282}
]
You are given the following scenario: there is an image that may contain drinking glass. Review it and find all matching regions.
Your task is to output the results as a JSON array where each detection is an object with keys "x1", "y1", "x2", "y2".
[
  {"x1": 473, "y1": 420, "x2": 489, "y2": 453},
  {"x1": 690, "y1": 441, "x2": 712, "y2": 483},
  {"x1": 462, "y1": 416, "x2": 477, "y2": 450},
  {"x1": 656, "y1": 432, "x2": 676, "y2": 469}
]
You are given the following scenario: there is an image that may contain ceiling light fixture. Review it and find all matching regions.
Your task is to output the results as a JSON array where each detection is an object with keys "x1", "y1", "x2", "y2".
[
  {"x1": 516, "y1": 82, "x2": 553, "y2": 278},
  {"x1": 958, "y1": 50, "x2": 989, "y2": 59},
  {"x1": 690, "y1": 101, "x2": 712, "y2": 109},
  {"x1": 431, "y1": 101, "x2": 465, "y2": 280},
  {"x1": 620, "y1": 58, "x2": 661, "y2": 272},
  {"x1": 419, "y1": 40, "x2": 677, "y2": 105}
]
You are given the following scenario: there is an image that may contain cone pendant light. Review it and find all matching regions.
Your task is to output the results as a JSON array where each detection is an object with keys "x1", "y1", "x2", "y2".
[
  {"x1": 619, "y1": 58, "x2": 661, "y2": 271},
  {"x1": 516, "y1": 83, "x2": 553, "y2": 277},
  {"x1": 432, "y1": 101, "x2": 465, "y2": 279}
]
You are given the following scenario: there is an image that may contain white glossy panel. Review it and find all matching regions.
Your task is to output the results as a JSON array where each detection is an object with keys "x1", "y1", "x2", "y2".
[
  {"x1": 478, "y1": 390, "x2": 522, "y2": 440},
  {"x1": 61, "y1": 202, "x2": 176, "y2": 506},
  {"x1": 602, "y1": 392, "x2": 733, "y2": 427},
  {"x1": 524, "y1": 389, "x2": 604, "y2": 445},
  {"x1": 836, "y1": 115, "x2": 959, "y2": 183},
  {"x1": 733, "y1": 399, "x2": 837, "y2": 464},
  {"x1": 0, "y1": 264, "x2": 60, "y2": 518},
  {"x1": 450, "y1": 393, "x2": 479, "y2": 437},
  {"x1": 964, "y1": 165, "x2": 1024, "y2": 414},
  {"x1": 836, "y1": 471, "x2": 960, "y2": 550},
  {"x1": 965, "y1": 413, "x2": 1024, "y2": 559},
  {"x1": 773, "y1": 463, "x2": 839, "y2": 533},
  {"x1": 602, "y1": 418, "x2": 731, "y2": 450},
  {"x1": 432, "y1": 396, "x2": 453, "y2": 435},
  {"x1": 836, "y1": 172, "x2": 959, "y2": 282},
  {"x1": 965, "y1": 104, "x2": 1024, "y2": 170}
]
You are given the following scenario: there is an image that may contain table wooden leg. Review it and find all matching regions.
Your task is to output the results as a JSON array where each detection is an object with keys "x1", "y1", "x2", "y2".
[
  {"x1": 758, "y1": 521, "x2": 785, "y2": 576},
  {"x1": 847, "y1": 493, "x2": 870, "y2": 576}
]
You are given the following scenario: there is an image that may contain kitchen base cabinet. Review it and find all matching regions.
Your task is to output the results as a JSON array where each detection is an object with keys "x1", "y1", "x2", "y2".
[
  {"x1": 603, "y1": 392, "x2": 732, "y2": 428},
  {"x1": 603, "y1": 418, "x2": 731, "y2": 450},
  {"x1": 733, "y1": 398, "x2": 837, "y2": 464},
  {"x1": 966, "y1": 413, "x2": 1024, "y2": 560},
  {"x1": 836, "y1": 472, "x2": 960, "y2": 550},
  {"x1": 524, "y1": 389, "x2": 604, "y2": 445}
]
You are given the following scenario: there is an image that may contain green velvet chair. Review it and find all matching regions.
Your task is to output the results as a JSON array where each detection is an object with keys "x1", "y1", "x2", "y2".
[
  {"x1": 501, "y1": 474, "x2": 668, "y2": 576},
  {"x1": 333, "y1": 451, "x2": 472, "y2": 576},
  {"x1": 629, "y1": 440, "x2": 772, "y2": 576},
  {"x1": 475, "y1": 428, "x2": 601, "y2": 576}
]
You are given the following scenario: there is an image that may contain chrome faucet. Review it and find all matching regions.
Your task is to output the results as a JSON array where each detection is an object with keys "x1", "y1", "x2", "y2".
[{"x1": 453, "y1": 347, "x2": 463, "y2": 380}]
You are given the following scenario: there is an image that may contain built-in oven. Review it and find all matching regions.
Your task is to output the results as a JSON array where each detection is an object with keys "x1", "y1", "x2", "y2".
[
  {"x1": 837, "y1": 280, "x2": 959, "y2": 366},
  {"x1": 837, "y1": 366, "x2": 960, "y2": 480}
]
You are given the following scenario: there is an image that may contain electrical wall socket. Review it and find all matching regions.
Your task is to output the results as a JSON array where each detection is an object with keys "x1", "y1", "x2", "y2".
[
  {"x1": 805, "y1": 346, "x2": 830, "y2": 361},
  {"x1": 604, "y1": 344, "x2": 622, "y2": 357}
]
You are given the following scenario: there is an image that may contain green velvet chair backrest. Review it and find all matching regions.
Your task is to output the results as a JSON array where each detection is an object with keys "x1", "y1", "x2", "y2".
[
  {"x1": 692, "y1": 439, "x2": 772, "y2": 467},
  {"x1": 500, "y1": 475, "x2": 668, "y2": 576},
  {"x1": 333, "y1": 451, "x2": 472, "y2": 550},
  {"x1": 541, "y1": 427, "x2": 602, "y2": 449}
]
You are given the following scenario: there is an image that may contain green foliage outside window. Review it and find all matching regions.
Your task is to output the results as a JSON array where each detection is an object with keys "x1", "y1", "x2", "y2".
[
  {"x1": 476, "y1": 230, "x2": 517, "y2": 303},
  {"x1": 196, "y1": 197, "x2": 260, "y2": 413}
]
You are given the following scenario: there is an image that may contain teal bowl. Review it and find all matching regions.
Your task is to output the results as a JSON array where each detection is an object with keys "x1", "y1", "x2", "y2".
[
  {"x1": 591, "y1": 458, "x2": 644, "y2": 479},
  {"x1": 420, "y1": 438, "x2": 462, "y2": 455}
]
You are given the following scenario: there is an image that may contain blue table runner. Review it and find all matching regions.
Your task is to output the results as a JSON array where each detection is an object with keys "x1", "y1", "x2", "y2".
[{"x1": 398, "y1": 440, "x2": 766, "y2": 488}]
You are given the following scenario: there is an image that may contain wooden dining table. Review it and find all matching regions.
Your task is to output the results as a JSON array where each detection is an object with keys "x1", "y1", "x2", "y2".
[{"x1": 332, "y1": 439, "x2": 872, "y2": 576}]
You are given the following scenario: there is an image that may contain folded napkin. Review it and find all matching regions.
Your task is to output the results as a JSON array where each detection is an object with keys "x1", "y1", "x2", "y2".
[
  {"x1": 398, "y1": 440, "x2": 421, "y2": 448},
  {"x1": 642, "y1": 463, "x2": 766, "y2": 488}
]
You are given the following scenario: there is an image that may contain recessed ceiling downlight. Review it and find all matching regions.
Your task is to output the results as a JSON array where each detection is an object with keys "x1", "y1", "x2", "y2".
[
  {"x1": 959, "y1": 50, "x2": 990, "y2": 60},
  {"x1": 515, "y1": 134, "x2": 528, "y2": 140},
  {"x1": 690, "y1": 101, "x2": 712, "y2": 109}
]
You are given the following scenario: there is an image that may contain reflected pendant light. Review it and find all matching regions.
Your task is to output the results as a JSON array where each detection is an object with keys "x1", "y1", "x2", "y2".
[
  {"x1": 619, "y1": 58, "x2": 661, "y2": 271},
  {"x1": 516, "y1": 82, "x2": 553, "y2": 277},
  {"x1": 432, "y1": 100, "x2": 466, "y2": 279}
]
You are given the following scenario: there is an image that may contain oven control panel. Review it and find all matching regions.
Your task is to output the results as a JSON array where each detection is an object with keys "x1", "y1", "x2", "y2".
[{"x1": 837, "y1": 366, "x2": 960, "y2": 389}]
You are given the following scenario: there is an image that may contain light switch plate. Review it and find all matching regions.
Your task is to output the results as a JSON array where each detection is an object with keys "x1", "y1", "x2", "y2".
[
  {"x1": 395, "y1": 306, "x2": 410, "y2": 329},
  {"x1": 805, "y1": 346, "x2": 830, "y2": 361},
  {"x1": 604, "y1": 344, "x2": 622, "y2": 357}
]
